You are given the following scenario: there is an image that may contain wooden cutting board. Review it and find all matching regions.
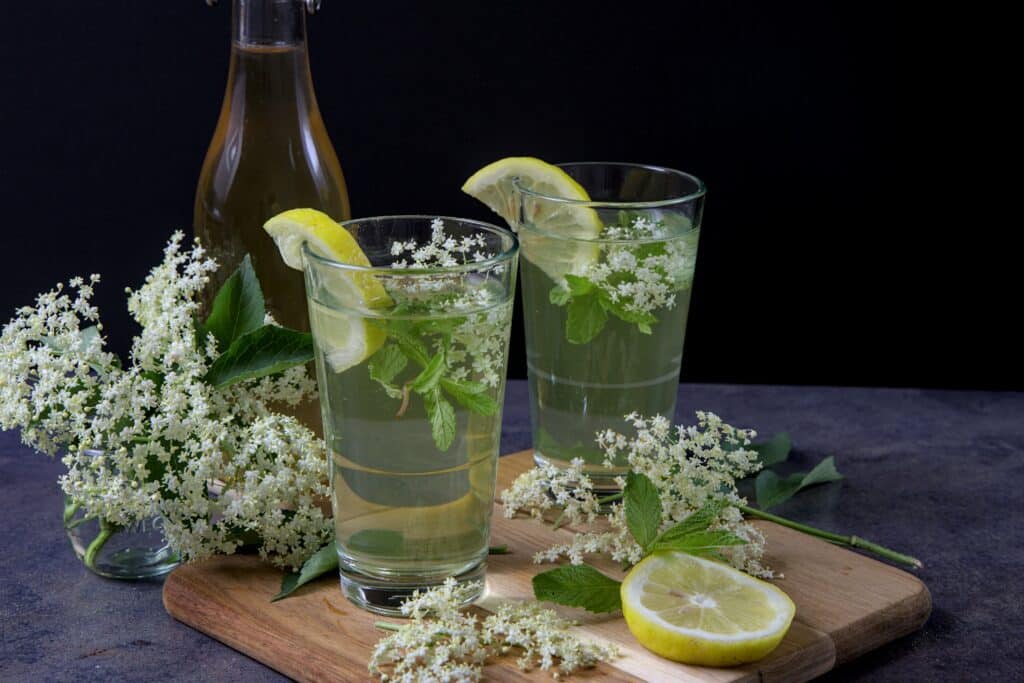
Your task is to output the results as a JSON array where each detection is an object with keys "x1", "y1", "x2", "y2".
[{"x1": 163, "y1": 450, "x2": 930, "y2": 682}]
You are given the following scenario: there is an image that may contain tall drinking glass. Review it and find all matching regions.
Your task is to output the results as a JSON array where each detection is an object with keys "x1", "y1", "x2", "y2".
[
  {"x1": 514, "y1": 163, "x2": 705, "y2": 489},
  {"x1": 302, "y1": 216, "x2": 518, "y2": 615}
]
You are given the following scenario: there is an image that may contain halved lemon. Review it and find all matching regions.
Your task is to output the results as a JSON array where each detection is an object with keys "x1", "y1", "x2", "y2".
[
  {"x1": 462, "y1": 157, "x2": 602, "y2": 281},
  {"x1": 620, "y1": 551, "x2": 796, "y2": 667},
  {"x1": 263, "y1": 208, "x2": 391, "y2": 373}
]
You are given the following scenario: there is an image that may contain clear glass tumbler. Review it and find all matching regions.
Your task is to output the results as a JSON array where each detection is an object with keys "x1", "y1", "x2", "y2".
[
  {"x1": 514, "y1": 163, "x2": 705, "y2": 489},
  {"x1": 302, "y1": 215, "x2": 518, "y2": 615}
]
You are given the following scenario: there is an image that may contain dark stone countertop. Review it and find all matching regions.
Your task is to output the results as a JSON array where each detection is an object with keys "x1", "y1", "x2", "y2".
[{"x1": 2, "y1": 382, "x2": 1022, "y2": 682}]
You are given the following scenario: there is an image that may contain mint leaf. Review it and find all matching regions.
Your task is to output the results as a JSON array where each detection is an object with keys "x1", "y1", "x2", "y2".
[
  {"x1": 549, "y1": 285, "x2": 571, "y2": 306},
  {"x1": 203, "y1": 254, "x2": 266, "y2": 351},
  {"x1": 597, "y1": 291, "x2": 658, "y2": 334},
  {"x1": 563, "y1": 274, "x2": 595, "y2": 297},
  {"x1": 625, "y1": 472, "x2": 662, "y2": 549},
  {"x1": 411, "y1": 350, "x2": 446, "y2": 394},
  {"x1": 650, "y1": 529, "x2": 747, "y2": 558},
  {"x1": 653, "y1": 499, "x2": 727, "y2": 546},
  {"x1": 381, "y1": 325, "x2": 431, "y2": 366},
  {"x1": 565, "y1": 293, "x2": 607, "y2": 344},
  {"x1": 368, "y1": 344, "x2": 407, "y2": 399},
  {"x1": 532, "y1": 565, "x2": 622, "y2": 613},
  {"x1": 272, "y1": 540, "x2": 338, "y2": 601},
  {"x1": 755, "y1": 456, "x2": 843, "y2": 510},
  {"x1": 441, "y1": 378, "x2": 499, "y2": 416},
  {"x1": 204, "y1": 325, "x2": 313, "y2": 388},
  {"x1": 423, "y1": 388, "x2": 456, "y2": 451}
]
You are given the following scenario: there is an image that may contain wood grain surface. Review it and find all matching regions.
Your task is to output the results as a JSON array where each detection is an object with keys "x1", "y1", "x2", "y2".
[{"x1": 164, "y1": 450, "x2": 931, "y2": 682}]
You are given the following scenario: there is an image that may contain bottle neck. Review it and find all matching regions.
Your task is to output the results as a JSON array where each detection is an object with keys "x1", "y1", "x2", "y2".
[
  {"x1": 233, "y1": 0, "x2": 306, "y2": 47},
  {"x1": 224, "y1": 0, "x2": 317, "y2": 107}
]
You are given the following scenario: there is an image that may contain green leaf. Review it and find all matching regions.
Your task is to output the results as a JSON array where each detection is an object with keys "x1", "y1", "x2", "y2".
[
  {"x1": 653, "y1": 499, "x2": 727, "y2": 546},
  {"x1": 204, "y1": 325, "x2": 313, "y2": 388},
  {"x1": 624, "y1": 472, "x2": 662, "y2": 550},
  {"x1": 347, "y1": 529, "x2": 405, "y2": 556},
  {"x1": 563, "y1": 274, "x2": 595, "y2": 297},
  {"x1": 441, "y1": 378, "x2": 499, "y2": 416},
  {"x1": 368, "y1": 344, "x2": 408, "y2": 399},
  {"x1": 565, "y1": 293, "x2": 607, "y2": 344},
  {"x1": 755, "y1": 456, "x2": 843, "y2": 510},
  {"x1": 549, "y1": 286, "x2": 571, "y2": 306},
  {"x1": 383, "y1": 325, "x2": 432, "y2": 366},
  {"x1": 203, "y1": 254, "x2": 266, "y2": 351},
  {"x1": 272, "y1": 541, "x2": 339, "y2": 601},
  {"x1": 750, "y1": 432, "x2": 792, "y2": 468},
  {"x1": 411, "y1": 350, "x2": 446, "y2": 394},
  {"x1": 423, "y1": 388, "x2": 457, "y2": 451},
  {"x1": 532, "y1": 565, "x2": 622, "y2": 613},
  {"x1": 650, "y1": 530, "x2": 747, "y2": 557}
]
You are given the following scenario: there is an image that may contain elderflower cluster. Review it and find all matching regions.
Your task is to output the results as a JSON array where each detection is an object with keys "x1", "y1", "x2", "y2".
[
  {"x1": 390, "y1": 218, "x2": 492, "y2": 268},
  {"x1": 0, "y1": 232, "x2": 330, "y2": 570},
  {"x1": 502, "y1": 412, "x2": 771, "y2": 577},
  {"x1": 571, "y1": 215, "x2": 698, "y2": 318},
  {"x1": 369, "y1": 578, "x2": 616, "y2": 681},
  {"x1": 388, "y1": 218, "x2": 513, "y2": 389}
]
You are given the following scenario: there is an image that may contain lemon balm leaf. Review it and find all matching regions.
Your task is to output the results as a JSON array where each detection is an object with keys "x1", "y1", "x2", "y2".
[
  {"x1": 203, "y1": 254, "x2": 266, "y2": 351},
  {"x1": 532, "y1": 565, "x2": 622, "y2": 614},
  {"x1": 624, "y1": 471, "x2": 662, "y2": 550},
  {"x1": 205, "y1": 325, "x2": 313, "y2": 388},
  {"x1": 755, "y1": 456, "x2": 843, "y2": 510}
]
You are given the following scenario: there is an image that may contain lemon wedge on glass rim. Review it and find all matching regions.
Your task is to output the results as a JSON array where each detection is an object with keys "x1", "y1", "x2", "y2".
[
  {"x1": 620, "y1": 551, "x2": 796, "y2": 667},
  {"x1": 263, "y1": 208, "x2": 391, "y2": 373},
  {"x1": 462, "y1": 157, "x2": 603, "y2": 280}
]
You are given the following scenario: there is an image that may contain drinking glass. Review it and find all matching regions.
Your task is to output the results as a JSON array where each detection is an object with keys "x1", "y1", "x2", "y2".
[
  {"x1": 514, "y1": 163, "x2": 705, "y2": 489},
  {"x1": 302, "y1": 215, "x2": 518, "y2": 615}
]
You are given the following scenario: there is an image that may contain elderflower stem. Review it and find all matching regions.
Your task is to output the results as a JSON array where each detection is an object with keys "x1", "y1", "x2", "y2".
[
  {"x1": 374, "y1": 621, "x2": 402, "y2": 632},
  {"x1": 738, "y1": 504, "x2": 923, "y2": 569},
  {"x1": 83, "y1": 518, "x2": 122, "y2": 571}
]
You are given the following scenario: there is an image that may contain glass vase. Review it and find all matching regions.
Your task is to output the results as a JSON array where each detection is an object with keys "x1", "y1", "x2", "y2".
[{"x1": 62, "y1": 451, "x2": 179, "y2": 580}]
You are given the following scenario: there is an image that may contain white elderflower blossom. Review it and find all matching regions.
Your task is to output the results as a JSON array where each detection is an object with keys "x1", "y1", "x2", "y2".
[
  {"x1": 369, "y1": 579, "x2": 615, "y2": 681},
  {"x1": 553, "y1": 214, "x2": 698, "y2": 327},
  {"x1": 0, "y1": 231, "x2": 331, "y2": 570},
  {"x1": 502, "y1": 412, "x2": 771, "y2": 577}
]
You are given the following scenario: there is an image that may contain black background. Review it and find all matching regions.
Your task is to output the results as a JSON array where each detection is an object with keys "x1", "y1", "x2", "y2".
[{"x1": 0, "y1": 1, "x2": 1014, "y2": 390}]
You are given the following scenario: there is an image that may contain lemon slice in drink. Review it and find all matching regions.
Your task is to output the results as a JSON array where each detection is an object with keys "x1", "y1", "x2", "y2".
[
  {"x1": 263, "y1": 208, "x2": 390, "y2": 373},
  {"x1": 462, "y1": 157, "x2": 602, "y2": 280},
  {"x1": 621, "y1": 551, "x2": 796, "y2": 667}
]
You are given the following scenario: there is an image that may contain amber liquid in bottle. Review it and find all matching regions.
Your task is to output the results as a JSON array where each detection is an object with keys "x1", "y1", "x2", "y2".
[{"x1": 195, "y1": 0, "x2": 349, "y2": 428}]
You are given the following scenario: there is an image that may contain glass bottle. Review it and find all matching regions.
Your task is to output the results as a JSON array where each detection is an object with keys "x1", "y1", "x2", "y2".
[{"x1": 195, "y1": 0, "x2": 350, "y2": 333}]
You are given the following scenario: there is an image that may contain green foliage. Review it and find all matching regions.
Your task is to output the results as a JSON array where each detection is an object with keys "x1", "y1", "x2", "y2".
[{"x1": 755, "y1": 456, "x2": 843, "y2": 510}]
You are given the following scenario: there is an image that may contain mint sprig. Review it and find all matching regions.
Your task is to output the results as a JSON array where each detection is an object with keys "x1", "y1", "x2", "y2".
[
  {"x1": 365, "y1": 312, "x2": 499, "y2": 452},
  {"x1": 532, "y1": 472, "x2": 747, "y2": 613},
  {"x1": 551, "y1": 272, "x2": 662, "y2": 344}
]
